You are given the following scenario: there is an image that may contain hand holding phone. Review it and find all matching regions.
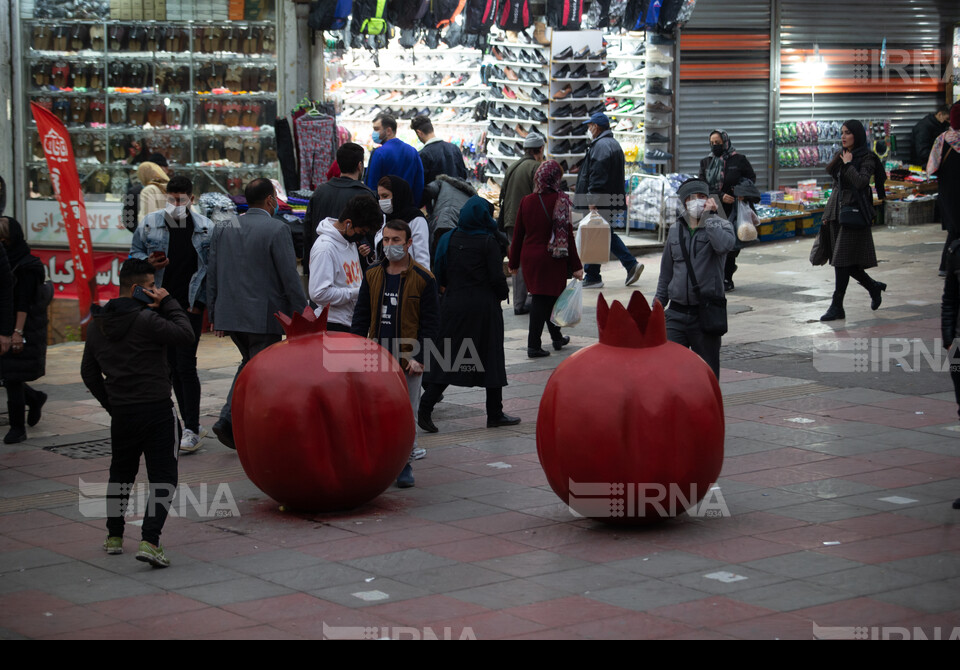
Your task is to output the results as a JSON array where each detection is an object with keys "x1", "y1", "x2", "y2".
[{"x1": 148, "y1": 251, "x2": 169, "y2": 270}]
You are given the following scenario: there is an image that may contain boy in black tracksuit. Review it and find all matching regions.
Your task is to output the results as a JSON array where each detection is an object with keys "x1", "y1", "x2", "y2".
[{"x1": 81, "y1": 258, "x2": 194, "y2": 567}]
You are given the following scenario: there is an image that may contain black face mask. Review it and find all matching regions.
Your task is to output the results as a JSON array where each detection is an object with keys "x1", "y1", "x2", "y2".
[
  {"x1": 711, "y1": 144, "x2": 724, "y2": 157},
  {"x1": 344, "y1": 230, "x2": 366, "y2": 244}
]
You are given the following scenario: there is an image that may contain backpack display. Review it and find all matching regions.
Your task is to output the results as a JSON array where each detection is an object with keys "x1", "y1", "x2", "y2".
[
  {"x1": 352, "y1": 0, "x2": 389, "y2": 35},
  {"x1": 644, "y1": 0, "x2": 663, "y2": 27},
  {"x1": 623, "y1": 0, "x2": 650, "y2": 31},
  {"x1": 430, "y1": 0, "x2": 467, "y2": 29},
  {"x1": 389, "y1": 0, "x2": 430, "y2": 30},
  {"x1": 496, "y1": 0, "x2": 530, "y2": 31},
  {"x1": 464, "y1": 0, "x2": 497, "y2": 34},
  {"x1": 308, "y1": 0, "x2": 352, "y2": 31},
  {"x1": 658, "y1": 0, "x2": 696, "y2": 32},
  {"x1": 546, "y1": 0, "x2": 583, "y2": 30}
]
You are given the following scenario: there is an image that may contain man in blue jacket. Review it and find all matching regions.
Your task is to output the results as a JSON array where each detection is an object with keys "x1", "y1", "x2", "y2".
[{"x1": 366, "y1": 114, "x2": 425, "y2": 206}]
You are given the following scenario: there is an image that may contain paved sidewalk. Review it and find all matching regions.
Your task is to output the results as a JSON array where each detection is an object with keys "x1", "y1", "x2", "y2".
[{"x1": 0, "y1": 224, "x2": 958, "y2": 639}]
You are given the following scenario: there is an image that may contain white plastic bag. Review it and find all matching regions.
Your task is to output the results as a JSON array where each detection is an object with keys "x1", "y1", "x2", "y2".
[
  {"x1": 736, "y1": 200, "x2": 759, "y2": 242},
  {"x1": 551, "y1": 278, "x2": 583, "y2": 328}
]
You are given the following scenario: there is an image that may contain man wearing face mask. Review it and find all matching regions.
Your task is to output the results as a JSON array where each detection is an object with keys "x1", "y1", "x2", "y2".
[
  {"x1": 366, "y1": 114, "x2": 425, "y2": 206},
  {"x1": 130, "y1": 175, "x2": 214, "y2": 453},
  {"x1": 309, "y1": 194, "x2": 383, "y2": 333},
  {"x1": 207, "y1": 178, "x2": 308, "y2": 450},
  {"x1": 352, "y1": 219, "x2": 440, "y2": 489},
  {"x1": 655, "y1": 178, "x2": 736, "y2": 379}
]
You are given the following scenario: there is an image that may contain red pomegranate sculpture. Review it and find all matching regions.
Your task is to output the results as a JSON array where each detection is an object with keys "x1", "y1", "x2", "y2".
[
  {"x1": 232, "y1": 308, "x2": 415, "y2": 512},
  {"x1": 537, "y1": 292, "x2": 725, "y2": 523}
]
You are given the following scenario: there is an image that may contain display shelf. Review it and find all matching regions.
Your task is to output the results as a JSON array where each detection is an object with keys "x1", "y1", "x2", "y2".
[
  {"x1": 341, "y1": 83, "x2": 487, "y2": 93},
  {"x1": 489, "y1": 39, "x2": 549, "y2": 51},
  {"x1": 342, "y1": 98, "x2": 482, "y2": 108},
  {"x1": 495, "y1": 61, "x2": 549, "y2": 69},
  {"x1": 488, "y1": 78, "x2": 548, "y2": 88}
]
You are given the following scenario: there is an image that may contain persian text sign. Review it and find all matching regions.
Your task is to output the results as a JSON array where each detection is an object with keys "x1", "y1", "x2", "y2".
[{"x1": 33, "y1": 250, "x2": 127, "y2": 301}]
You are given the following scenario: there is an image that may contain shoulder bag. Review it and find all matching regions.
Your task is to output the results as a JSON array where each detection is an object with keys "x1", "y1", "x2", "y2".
[
  {"x1": 837, "y1": 165, "x2": 870, "y2": 230},
  {"x1": 677, "y1": 223, "x2": 728, "y2": 337}
]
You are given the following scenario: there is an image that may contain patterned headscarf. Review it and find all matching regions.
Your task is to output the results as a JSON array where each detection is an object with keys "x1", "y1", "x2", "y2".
[
  {"x1": 928, "y1": 102, "x2": 960, "y2": 176},
  {"x1": 706, "y1": 129, "x2": 737, "y2": 194},
  {"x1": 533, "y1": 160, "x2": 571, "y2": 259}
]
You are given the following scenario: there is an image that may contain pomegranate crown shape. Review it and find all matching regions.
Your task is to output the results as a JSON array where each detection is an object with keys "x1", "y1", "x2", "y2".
[
  {"x1": 274, "y1": 306, "x2": 329, "y2": 340},
  {"x1": 597, "y1": 291, "x2": 667, "y2": 349}
]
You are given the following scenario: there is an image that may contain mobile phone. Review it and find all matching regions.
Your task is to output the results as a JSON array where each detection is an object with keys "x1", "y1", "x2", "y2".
[
  {"x1": 151, "y1": 251, "x2": 166, "y2": 261},
  {"x1": 132, "y1": 285, "x2": 153, "y2": 305}
]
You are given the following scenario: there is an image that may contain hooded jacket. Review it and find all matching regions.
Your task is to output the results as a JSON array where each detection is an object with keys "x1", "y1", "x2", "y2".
[
  {"x1": 80, "y1": 296, "x2": 194, "y2": 413},
  {"x1": 422, "y1": 175, "x2": 477, "y2": 250},
  {"x1": 308, "y1": 217, "x2": 364, "y2": 326},
  {"x1": 303, "y1": 176, "x2": 376, "y2": 267}
]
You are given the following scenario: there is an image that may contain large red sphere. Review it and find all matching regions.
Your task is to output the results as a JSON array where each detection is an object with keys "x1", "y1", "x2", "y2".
[
  {"x1": 233, "y1": 310, "x2": 415, "y2": 512},
  {"x1": 537, "y1": 293, "x2": 725, "y2": 524}
]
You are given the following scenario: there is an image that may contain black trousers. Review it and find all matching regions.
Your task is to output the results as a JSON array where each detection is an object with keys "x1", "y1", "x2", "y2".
[
  {"x1": 5, "y1": 382, "x2": 43, "y2": 430},
  {"x1": 107, "y1": 400, "x2": 180, "y2": 546},
  {"x1": 421, "y1": 383, "x2": 503, "y2": 418},
  {"x1": 666, "y1": 308, "x2": 722, "y2": 379},
  {"x1": 167, "y1": 311, "x2": 203, "y2": 434},
  {"x1": 942, "y1": 228, "x2": 958, "y2": 273},
  {"x1": 221, "y1": 332, "x2": 282, "y2": 424},
  {"x1": 528, "y1": 294, "x2": 563, "y2": 350},
  {"x1": 326, "y1": 322, "x2": 352, "y2": 333},
  {"x1": 835, "y1": 265, "x2": 874, "y2": 296}
]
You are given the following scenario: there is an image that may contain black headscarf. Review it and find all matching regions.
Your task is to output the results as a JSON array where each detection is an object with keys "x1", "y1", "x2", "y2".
[
  {"x1": 842, "y1": 119, "x2": 886, "y2": 193},
  {"x1": 379, "y1": 175, "x2": 423, "y2": 224},
  {"x1": 2, "y1": 217, "x2": 32, "y2": 268}
]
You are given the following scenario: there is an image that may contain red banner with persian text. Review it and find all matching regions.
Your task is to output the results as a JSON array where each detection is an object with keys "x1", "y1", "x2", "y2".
[
  {"x1": 33, "y1": 250, "x2": 127, "y2": 301},
  {"x1": 29, "y1": 102, "x2": 98, "y2": 322}
]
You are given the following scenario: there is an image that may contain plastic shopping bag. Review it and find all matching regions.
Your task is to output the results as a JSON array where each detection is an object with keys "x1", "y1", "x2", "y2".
[
  {"x1": 736, "y1": 200, "x2": 759, "y2": 242},
  {"x1": 551, "y1": 278, "x2": 583, "y2": 328}
]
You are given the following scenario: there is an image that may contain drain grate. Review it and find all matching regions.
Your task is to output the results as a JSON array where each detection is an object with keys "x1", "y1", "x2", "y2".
[
  {"x1": 720, "y1": 347, "x2": 780, "y2": 361},
  {"x1": 45, "y1": 439, "x2": 113, "y2": 460}
]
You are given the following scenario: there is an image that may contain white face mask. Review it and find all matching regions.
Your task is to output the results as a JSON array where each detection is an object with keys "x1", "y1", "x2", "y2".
[
  {"x1": 379, "y1": 199, "x2": 393, "y2": 214},
  {"x1": 686, "y1": 199, "x2": 706, "y2": 219},
  {"x1": 165, "y1": 202, "x2": 188, "y2": 219}
]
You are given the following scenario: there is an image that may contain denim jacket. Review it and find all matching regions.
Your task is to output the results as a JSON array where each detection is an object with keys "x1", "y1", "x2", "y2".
[{"x1": 129, "y1": 209, "x2": 215, "y2": 309}]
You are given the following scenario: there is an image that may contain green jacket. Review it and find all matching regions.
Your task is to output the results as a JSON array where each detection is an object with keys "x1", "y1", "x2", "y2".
[{"x1": 500, "y1": 155, "x2": 542, "y2": 231}]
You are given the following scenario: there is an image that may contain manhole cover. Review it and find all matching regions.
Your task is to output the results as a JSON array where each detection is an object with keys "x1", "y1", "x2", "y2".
[
  {"x1": 720, "y1": 347, "x2": 779, "y2": 361},
  {"x1": 45, "y1": 439, "x2": 113, "y2": 459}
]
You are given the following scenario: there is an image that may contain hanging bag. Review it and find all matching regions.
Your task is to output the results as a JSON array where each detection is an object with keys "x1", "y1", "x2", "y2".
[
  {"x1": 735, "y1": 200, "x2": 758, "y2": 242},
  {"x1": 497, "y1": 0, "x2": 531, "y2": 31},
  {"x1": 551, "y1": 277, "x2": 583, "y2": 328},
  {"x1": 546, "y1": 0, "x2": 583, "y2": 30},
  {"x1": 677, "y1": 223, "x2": 728, "y2": 336}
]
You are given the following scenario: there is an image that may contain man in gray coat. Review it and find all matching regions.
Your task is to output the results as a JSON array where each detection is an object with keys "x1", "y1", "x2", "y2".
[
  {"x1": 208, "y1": 178, "x2": 308, "y2": 449},
  {"x1": 499, "y1": 132, "x2": 544, "y2": 314}
]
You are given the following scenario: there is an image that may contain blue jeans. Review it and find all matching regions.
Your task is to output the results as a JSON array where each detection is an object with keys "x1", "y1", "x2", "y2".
[{"x1": 584, "y1": 232, "x2": 637, "y2": 283}]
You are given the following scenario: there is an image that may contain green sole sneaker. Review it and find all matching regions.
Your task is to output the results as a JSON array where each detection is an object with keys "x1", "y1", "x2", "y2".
[
  {"x1": 135, "y1": 541, "x2": 170, "y2": 568},
  {"x1": 103, "y1": 536, "x2": 123, "y2": 555}
]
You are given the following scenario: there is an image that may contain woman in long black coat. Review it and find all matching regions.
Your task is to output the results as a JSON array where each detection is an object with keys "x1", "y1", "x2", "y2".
[
  {"x1": 0, "y1": 217, "x2": 48, "y2": 443},
  {"x1": 418, "y1": 196, "x2": 519, "y2": 432},
  {"x1": 819, "y1": 120, "x2": 887, "y2": 322},
  {"x1": 930, "y1": 103, "x2": 960, "y2": 275}
]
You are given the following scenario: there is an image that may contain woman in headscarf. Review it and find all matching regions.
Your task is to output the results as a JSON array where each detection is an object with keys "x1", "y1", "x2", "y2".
[
  {"x1": 0, "y1": 217, "x2": 49, "y2": 443},
  {"x1": 930, "y1": 102, "x2": 960, "y2": 276},
  {"x1": 819, "y1": 119, "x2": 887, "y2": 321},
  {"x1": 137, "y1": 161, "x2": 169, "y2": 223},
  {"x1": 509, "y1": 160, "x2": 583, "y2": 358},
  {"x1": 698, "y1": 129, "x2": 757, "y2": 292},
  {"x1": 376, "y1": 175, "x2": 431, "y2": 270},
  {"x1": 418, "y1": 195, "x2": 519, "y2": 433}
]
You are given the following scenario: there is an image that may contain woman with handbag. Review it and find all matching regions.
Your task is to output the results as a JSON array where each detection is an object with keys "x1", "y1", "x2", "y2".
[
  {"x1": 508, "y1": 161, "x2": 584, "y2": 358},
  {"x1": 820, "y1": 120, "x2": 887, "y2": 322},
  {"x1": 0, "y1": 217, "x2": 49, "y2": 444},
  {"x1": 654, "y1": 178, "x2": 736, "y2": 379}
]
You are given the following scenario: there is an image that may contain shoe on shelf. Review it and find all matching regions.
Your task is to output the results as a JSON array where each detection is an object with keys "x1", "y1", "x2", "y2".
[
  {"x1": 646, "y1": 131, "x2": 670, "y2": 143},
  {"x1": 487, "y1": 413, "x2": 522, "y2": 428},
  {"x1": 553, "y1": 64, "x2": 571, "y2": 78},
  {"x1": 515, "y1": 124, "x2": 529, "y2": 138},
  {"x1": 647, "y1": 101, "x2": 674, "y2": 113},
  {"x1": 553, "y1": 84, "x2": 573, "y2": 100},
  {"x1": 396, "y1": 463, "x2": 415, "y2": 488},
  {"x1": 3, "y1": 428, "x2": 26, "y2": 444},
  {"x1": 646, "y1": 148, "x2": 674, "y2": 161},
  {"x1": 531, "y1": 109, "x2": 547, "y2": 122},
  {"x1": 552, "y1": 336, "x2": 571, "y2": 351},
  {"x1": 136, "y1": 541, "x2": 170, "y2": 568},
  {"x1": 646, "y1": 64, "x2": 673, "y2": 78},
  {"x1": 103, "y1": 536, "x2": 123, "y2": 555},
  {"x1": 582, "y1": 279, "x2": 604, "y2": 289},
  {"x1": 212, "y1": 419, "x2": 236, "y2": 450},
  {"x1": 27, "y1": 391, "x2": 47, "y2": 427},
  {"x1": 573, "y1": 46, "x2": 590, "y2": 60},
  {"x1": 531, "y1": 88, "x2": 548, "y2": 103},
  {"x1": 417, "y1": 408, "x2": 438, "y2": 433},
  {"x1": 626, "y1": 263, "x2": 644, "y2": 287},
  {"x1": 179, "y1": 428, "x2": 203, "y2": 454},
  {"x1": 527, "y1": 347, "x2": 550, "y2": 358},
  {"x1": 554, "y1": 46, "x2": 573, "y2": 60}
]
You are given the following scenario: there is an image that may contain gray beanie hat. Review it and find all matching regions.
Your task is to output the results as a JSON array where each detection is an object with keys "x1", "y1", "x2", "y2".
[
  {"x1": 523, "y1": 132, "x2": 545, "y2": 149},
  {"x1": 676, "y1": 178, "x2": 710, "y2": 203}
]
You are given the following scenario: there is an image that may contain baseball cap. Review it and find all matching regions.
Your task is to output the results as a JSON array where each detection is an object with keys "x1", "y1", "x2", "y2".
[{"x1": 581, "y1": 112, "x2": 611, "y2": 127}]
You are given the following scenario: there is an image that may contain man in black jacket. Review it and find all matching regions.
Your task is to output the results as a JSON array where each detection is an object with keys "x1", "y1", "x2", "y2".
[
  {"x1": 411, "y1": 115, "x2": 468, "y2": 200},
  {"x1": 575, "y1": 113, "x2": 644, "y2": 290},
  {"x1": 81, "y1": 258, "x2": 195, "y2": 568},
  {"x1": 303, "y1": 143, "x2": 376, "y2": 275},
  {"x1": 912, "y1": 105, "x2": 950, "y2": 167}
]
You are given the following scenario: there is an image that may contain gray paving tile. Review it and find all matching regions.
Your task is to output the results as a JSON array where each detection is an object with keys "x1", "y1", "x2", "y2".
[
  {"x1": 311, "y1": 577, "x2": 432, "y2": 608},
  {"x1": 176, "y1": 577, "x2": 294, "y2": 606},
  {"x1": 463, "y1": 437, "x2": 538, "y2": 456},
  {"x1": 780, "y1": 478, "x2": 882, "y2": 500},
  {"x1": 724, "y1": 423, "x2": 838, "y2": 447},
  {"x1": 801, "y1": 438, "x2": 901, "y2": 457},
  {"x1": 264, "y1": 563, "x2": 374, "y2": 591},
  {"x1": 430, "y1": 477, "x2": 528, "y2": 499},
  {"x1": 722, "y1": 488, "x2": 820, "y2": 512},
  {"x1": 473, "y1": 488, "x2": 563, "y2": 512},
  {"x1": 608, "y1": 550, "x2": 727, "y2": 579},
  {"x1": 407, "y1": 499, "x2": 510, "y2": 523},
  {"x1": 873, "y1": 581, "x2": 960, "y2": 614},
  {"x1": 8, "y1": 562, "x2": 161, "y2": 604},
  {"x1": 743, "y1": 551, "x2": 865, "y2": 578},
  {"x1": 788, "y1": 421, "x2": 893, "y2": 439},
  {"x1": 869, "y1": 429, "x2": 953, "y2": 447},
  {"x1": 344, "y1": 550, "x2": 457, "y2": 577},
  {"x1": 587, "y1": 579, "x2": 708, "y2": 611},
  {"x1": 664, "y1": 565, "x2": 789, "y2": 595},
  {"x1": 895, "y1": 501, "x2": 960, "y2": 525},
  {"x1": 473, "y1": 550, "x2": 593, "y2": 578},
  {"x1": 448, "y1": 578, "x2": 569, "y2": 609},
  {"x1": 833, "y1": 492, "x2": 939, "y2": 513},
  {"x1": 527, "y1": 564, "x2": 641, "y2": 594},
  {"x1": 136, "y1": 561, "x2": 247, "y2": 590},
  {"x1": 219, "y1": 550, "x2": 324, "y2": 576},
  {"x1": 772, "y1": 500, "x2": 879, "y2": 523},
  {"x1": 391, "y1": 563, "x2": 511, "y2": 593},
  {"x1": 728, "y1": 580, "x2": 850, "y2": 612},
  {"x1": 803, "y1": 565, "x2": 929, "y2": 597},
  {"x1": 883, "y1": 554, "x2": 960, "y2": 581},
  {"x1": 813, "y1": 389, "x2": 908, "y2": 405},
  {"x1": 721, "y1": 377, "x2": 811, "y2": 395},
  {"x1": 0, "y1": 548, "x2": 73, "y2": 574},
  {"x1": 724, "y1": 438, "x2": 784, "y2": 457},
  {"x1": 0, "y1": 478, "x2": 75, "y2": 498}
]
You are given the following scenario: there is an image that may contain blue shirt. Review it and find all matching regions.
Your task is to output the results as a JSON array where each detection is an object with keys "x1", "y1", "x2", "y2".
[{"x1": 366, "y1": 138, "x2": 425, "y2": 205}]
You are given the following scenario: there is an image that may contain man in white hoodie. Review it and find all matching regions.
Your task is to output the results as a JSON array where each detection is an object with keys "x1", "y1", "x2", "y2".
[{"x1": 309, "y1": 195, "x2": 383, "y2": 332}]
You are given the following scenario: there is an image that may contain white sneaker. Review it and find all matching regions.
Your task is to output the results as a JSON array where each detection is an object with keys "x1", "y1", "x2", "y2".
[
  {"x1": 180, "y1": 429, "x2": 202, "y2": 453},
  {"x1": 646, "y1": 64, "x2": 673, "y2": 78},
  {"x1": 410, "y1": 447, "x2": 427, "y2": 461}
]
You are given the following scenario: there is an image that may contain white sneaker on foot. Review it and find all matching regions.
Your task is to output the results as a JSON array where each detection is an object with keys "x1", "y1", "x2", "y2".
[
  {"x1": 180, "y1": 428, "x2": 202, "y2": 453},
  {"x1": 410, "y1": 447, "x2": 427, "y2": 461}
]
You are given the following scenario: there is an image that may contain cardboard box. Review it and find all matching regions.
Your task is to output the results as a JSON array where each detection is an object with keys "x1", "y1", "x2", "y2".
[
  {"x1": 577, "y1": 219, "x2": 612, "y2": 265},
  {"x1": 154, "y1": 0, "x2": 167, "y2": 20},
  {"x1": 131, "y1": 0, "x2": 144, "y2": 20},
  {"x1": 229, "y1": 0, "x2": 245, "y2": 20},
  {"x1": 757, "y1": 220, "x2": 797, "y2": 242},
  {"x1": 118, "y1": 0, "x2": 133, "y2": 20}
]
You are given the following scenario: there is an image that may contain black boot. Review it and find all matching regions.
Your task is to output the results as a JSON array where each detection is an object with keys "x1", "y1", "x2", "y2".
[
  {"x1": 865, "y1": 281, "x2": 886, "y2": 311},
  {"x1": 417, "y1": 403, "x2": 438, "y2": 433},
  {"x1": 820, "y1": 292, "x2": 846, "y2": 321}
]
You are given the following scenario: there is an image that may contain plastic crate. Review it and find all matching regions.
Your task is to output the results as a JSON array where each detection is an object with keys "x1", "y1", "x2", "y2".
[
  {"x1": 884, "y1": 199, "x2": 936, "y2": 226},
  {"x1": 757, "y1": 220, "x2": 797, "y2": 241}
]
